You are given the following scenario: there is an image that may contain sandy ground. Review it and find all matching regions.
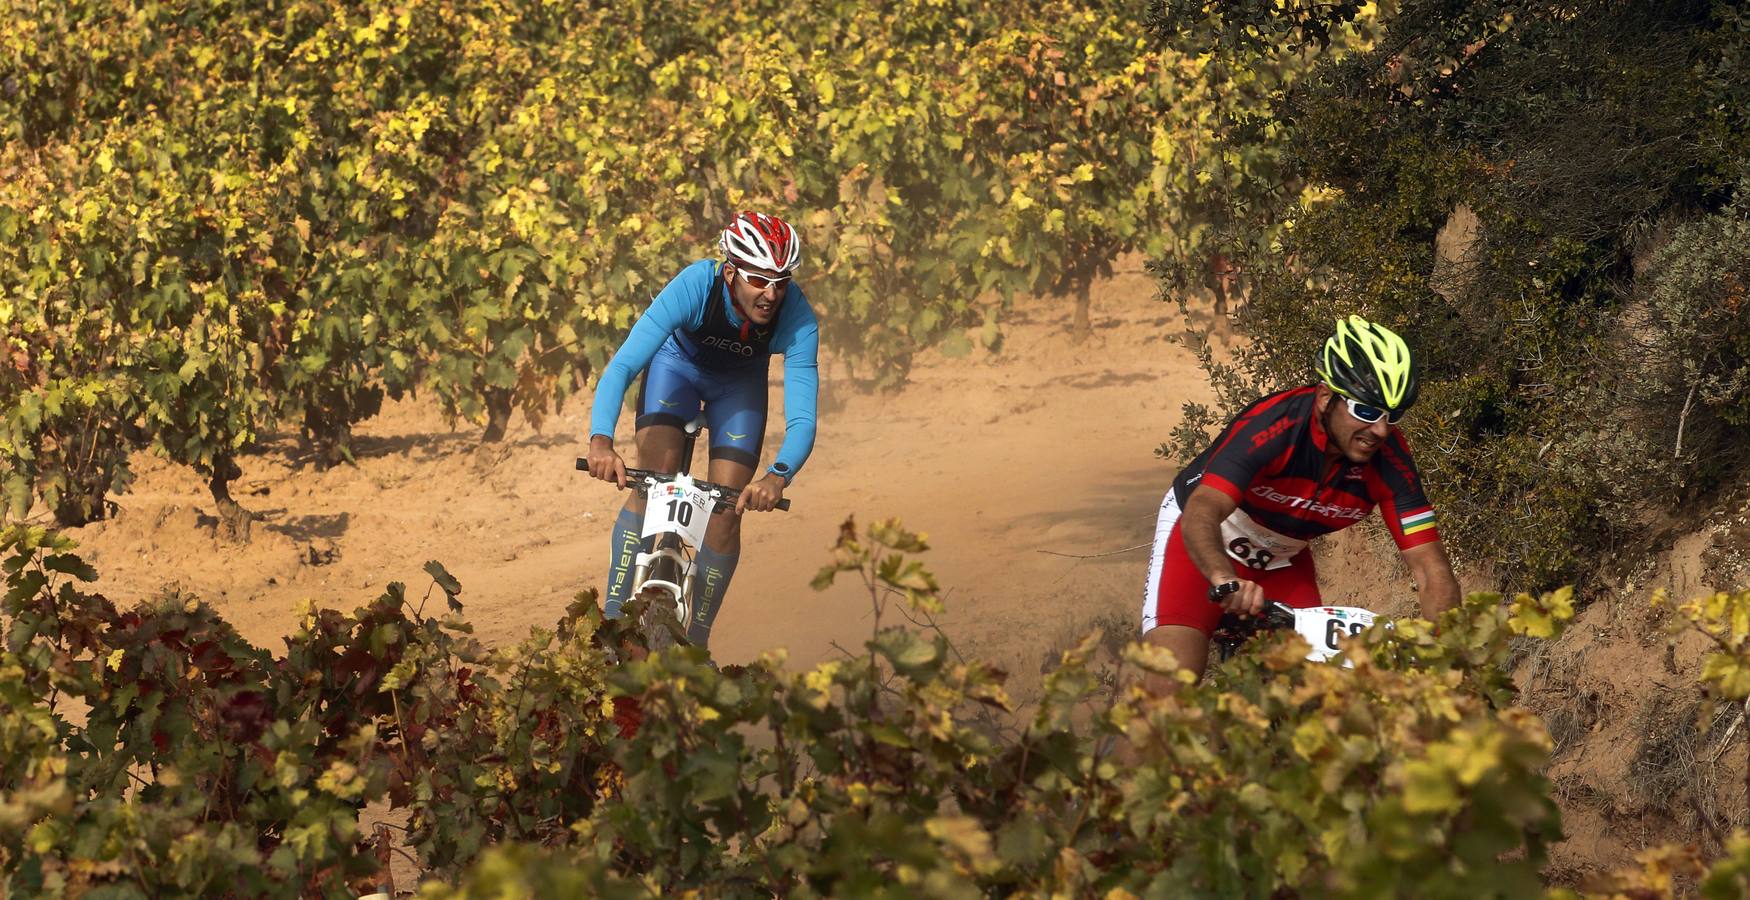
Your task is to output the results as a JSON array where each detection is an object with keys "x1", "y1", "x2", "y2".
[{"x1": 63, "y1": 265, "x2": 1243, "y2": 691}]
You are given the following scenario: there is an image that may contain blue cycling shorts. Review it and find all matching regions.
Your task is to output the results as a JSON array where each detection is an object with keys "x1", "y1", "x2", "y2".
[{"x1": 635, "y1": 343, "x2": 767, "y2": 469}]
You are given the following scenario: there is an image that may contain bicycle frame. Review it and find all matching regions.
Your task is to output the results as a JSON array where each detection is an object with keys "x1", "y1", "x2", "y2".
[
  {"x1": 628, "y1": 418, "x2": 711, "y2": 625},
  {"x1": 576, "y1": 414, "x2": 789, "y2": 644}
]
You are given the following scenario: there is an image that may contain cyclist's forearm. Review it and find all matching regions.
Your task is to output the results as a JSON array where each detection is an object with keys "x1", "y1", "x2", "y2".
[
  {"x1": 771, "y1": 418, "x2": 814, "y2": 479},
  {"x1": 1402, "y1": 540, "x2": 1460, "y2": 617},
  {"x1": 1183, "y1": 527, "x2": 1239, "y2": 588},
  {"x1": 1415, "y1": 561, "x2": 1461, "y2": 617},
  {"x1": 1180, "y1": 490, "x2": 1239, "y2": 587},
  {"x1": 771, "y1": 330, "x2": 819, "y2": 480},
  {"x1": 1422, "y1": 580, "x2": 1459, "y2": 617}
]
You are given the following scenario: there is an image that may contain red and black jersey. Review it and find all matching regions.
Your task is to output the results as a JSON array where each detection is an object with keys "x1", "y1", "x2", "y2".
[{"x1": 1171, "y1": 386, "x2": 1440, "y2": 564}]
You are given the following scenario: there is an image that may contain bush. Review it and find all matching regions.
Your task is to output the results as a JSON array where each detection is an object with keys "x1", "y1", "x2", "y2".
[
  {"x1": 1633, "y1": 188, "x2": 1750, "y2": 475},
  {"x1": 0, "y1": 519, "x2": 1588, "y2": 896},
  {"x1": 0, "y1": 524, "x2": 627, "y2": 895},
  {"x1": 1150, "y1": 0, "x2": 1750, "y2": 590},
  {"x1": 25, "y1": 519, "x2": 1750, "y2": 896},
  {"x1": 0, "y1": 0, "x2": 1205, "y2": 525}
]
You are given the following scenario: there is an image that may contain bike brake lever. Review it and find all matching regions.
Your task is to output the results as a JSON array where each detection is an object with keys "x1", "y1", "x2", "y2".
[{"x1": 1263, "y1": 604, "x2": 1297, "y2": 629}]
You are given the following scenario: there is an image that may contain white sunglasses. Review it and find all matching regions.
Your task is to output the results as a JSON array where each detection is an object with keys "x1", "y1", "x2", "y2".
[
  {"x1": 1345, "y1": 397, "x2": 1406, "y2": 425},
  {"x1": 729, "y1": 265, "x2": 791, "y2": 290}
]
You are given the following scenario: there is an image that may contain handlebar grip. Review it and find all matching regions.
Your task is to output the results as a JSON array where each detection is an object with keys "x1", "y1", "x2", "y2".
[
  {"x1": 709, "y1": 496, "x2": 793, "y2": 513},
  {"x1": 575, "y1": 458, "x2": 588, "y2": 471}
]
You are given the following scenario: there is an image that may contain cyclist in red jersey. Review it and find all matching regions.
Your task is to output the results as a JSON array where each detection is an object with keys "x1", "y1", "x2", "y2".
[{"x1": 1140, "y1": 315, "x2": 1460, "y2": 693}]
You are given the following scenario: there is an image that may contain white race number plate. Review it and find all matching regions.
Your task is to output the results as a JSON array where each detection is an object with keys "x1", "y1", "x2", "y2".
[
  {"x1": 1293, "y1": 606, "x2": 1377, "y2": 662},
  {"x1": 642, "y1": 478, "x2": 713, "y2": 549}
]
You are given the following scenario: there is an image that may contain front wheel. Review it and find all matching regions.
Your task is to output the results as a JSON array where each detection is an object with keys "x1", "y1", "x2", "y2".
[
  {"x1": 636, "y1": 584, "x2": 687, "y2": 653},
  {"x1": 635, "y1": 532, "x2": 692, "y2": 651}
]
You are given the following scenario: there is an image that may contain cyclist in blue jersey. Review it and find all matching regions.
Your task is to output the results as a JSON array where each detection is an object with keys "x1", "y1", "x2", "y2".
[{"x1": 581, "y1": 212, "x2": 819, "y2": 649}]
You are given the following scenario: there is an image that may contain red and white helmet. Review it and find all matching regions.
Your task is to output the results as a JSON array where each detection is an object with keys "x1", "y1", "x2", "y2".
[{"x1": 719, "y1": 211, "x2": 801, "y2": 274}]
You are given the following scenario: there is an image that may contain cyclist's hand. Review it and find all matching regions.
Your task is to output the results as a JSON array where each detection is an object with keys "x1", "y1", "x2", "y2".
[
  {"x1": 584, "y1": 435, "x2": 627, "y2": 488},
  {"x1": 1219, "y1": 580, "x2": 1268, "y2": 617},
  {"x1": 736, "y1": 473, "x2": 786, "y2": 513}
]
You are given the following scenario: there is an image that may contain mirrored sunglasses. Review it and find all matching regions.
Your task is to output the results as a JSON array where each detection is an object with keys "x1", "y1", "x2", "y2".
[{"x1": 1345, "y1": 397, "x2": 1406, "y2": 425}]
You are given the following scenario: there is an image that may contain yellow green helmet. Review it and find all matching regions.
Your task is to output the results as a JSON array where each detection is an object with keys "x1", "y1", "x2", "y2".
[{"x1": 1315, "y1": 315, "x2": 1420, "y2": 412}]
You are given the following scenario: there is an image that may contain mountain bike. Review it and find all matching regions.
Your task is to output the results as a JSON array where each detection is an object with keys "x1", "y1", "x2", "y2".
[
  {"x1": 577, "y1": 415, "x2": 789, "y2": 651},
  {"x1": 1211, "y1": 601, "x2": 1380, "y2": 665}
]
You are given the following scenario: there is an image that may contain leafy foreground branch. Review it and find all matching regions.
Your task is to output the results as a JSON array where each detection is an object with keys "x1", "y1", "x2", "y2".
[{"x1": 0, "y1": 521, "x2": 1746, "y2": 897}]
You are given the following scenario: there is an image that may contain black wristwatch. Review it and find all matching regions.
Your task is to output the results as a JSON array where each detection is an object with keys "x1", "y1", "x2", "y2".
[{"x1": 1207, "y1": 580, "x2": 1241, "y2": 603}]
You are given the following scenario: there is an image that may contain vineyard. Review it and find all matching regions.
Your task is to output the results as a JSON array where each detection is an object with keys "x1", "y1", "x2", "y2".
[
  {"x1": 0, "y1": 0, "x2": 1355, "y2": 536},
  {"x1": 8, "y1": 0, "x2": 1750, "y2": 894}
]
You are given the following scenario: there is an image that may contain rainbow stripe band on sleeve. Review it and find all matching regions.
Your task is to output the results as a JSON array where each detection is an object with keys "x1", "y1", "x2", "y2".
[{"x1": 1401, "y1": 507, "x2": 1437, "y2": 535}]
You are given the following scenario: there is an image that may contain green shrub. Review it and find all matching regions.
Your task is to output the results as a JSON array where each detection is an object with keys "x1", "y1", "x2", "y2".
[
  {"x1": 1633, "y1": 188, "x2": 1750, "y2": 480},
  {"x1": 1151, "y1": 0, "x2": 1750, "y2": 590},
  {"x1": 0, "y1": 0, "x2": 1205, "y2": 523},
  {"x1": 0, "y1": 519, "x2": 1584, "y2": 897}
]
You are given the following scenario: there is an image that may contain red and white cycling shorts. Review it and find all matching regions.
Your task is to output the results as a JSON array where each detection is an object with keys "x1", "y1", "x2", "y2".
[{"x1": 1141, "y1": 491, "x2": 1323, "y2": 636}]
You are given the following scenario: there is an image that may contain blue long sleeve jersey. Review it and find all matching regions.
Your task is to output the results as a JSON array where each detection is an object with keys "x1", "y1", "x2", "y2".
[{"x1": 587, "y1": 259, "x2": 820, "y2": 480}]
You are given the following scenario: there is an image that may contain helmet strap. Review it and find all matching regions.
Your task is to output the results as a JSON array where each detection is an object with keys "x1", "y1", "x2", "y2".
[
  {"x1": 726, "y1": 268, "x2": 754, "y2": 339},
  {"x1": 726, "y1": 265, "x2": 781, "y2": 339}
]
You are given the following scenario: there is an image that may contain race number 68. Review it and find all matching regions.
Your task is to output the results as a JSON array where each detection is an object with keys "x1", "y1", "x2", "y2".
[
  {"x1": 1227, "y1": 537, "x2": 1274, "y2": 570},
  {"x1": 1325, "y1": 618, "x2": 1366, "y2": 650}
]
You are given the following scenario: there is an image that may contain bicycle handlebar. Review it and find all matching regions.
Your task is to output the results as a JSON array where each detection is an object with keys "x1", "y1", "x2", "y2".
[
  {"x1": 575, "y1": 459, "x2": 792, "y2": 512},
  {"x1": 1210, "y1": 600, "x2": 1297, "y2": 654}
]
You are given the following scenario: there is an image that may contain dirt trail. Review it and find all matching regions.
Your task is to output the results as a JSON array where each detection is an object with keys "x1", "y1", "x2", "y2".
[
  {"x1": 64, "y1": 267, "x2": 1238, "y2": 685},
  {"x1": 62, "y1": 262, "x2": 1429, "y2": 688}
]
